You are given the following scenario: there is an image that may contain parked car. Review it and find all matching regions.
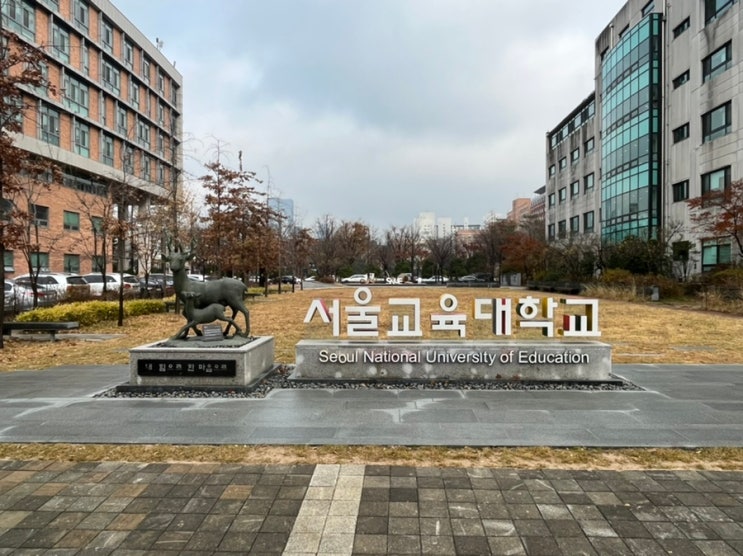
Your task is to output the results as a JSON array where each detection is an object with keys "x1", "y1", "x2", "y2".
[
  {"x1": 421, "y1": 275, "x2": 448, "y2": 283},
  {"x1": 82, "y1": 272, "x2": 138, "y2": 297},
  {"x1": 341, "y1": 274, "x2": 369, "y2": 284},
  {"x1": 280, "y1": 275, "x2": 301, "y2": 284},
  {"x1": 4, "y1": 279, "x2": 16, "y2": 309},
  {"x1": 13, "y1": 272, "x2": 89, "y2": 303},
  {"x1": 459, "y1": 273, "x2": 493, "y2": 282},
  {"x1": 141, "y1": 273, "x2": 175, "y2": 297}
]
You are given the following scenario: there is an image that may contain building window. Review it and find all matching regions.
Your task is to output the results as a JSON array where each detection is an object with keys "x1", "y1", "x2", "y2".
[
  {"x1": 63, "y1": 254, "x2": 80, "y2": 273},
  {"x1": 2, "y1": 0, "x2": 35, "y2": 40},
  {"x1": 142, "y1": 56, "x2": 151, "y2": 83},
  {"x1": 93, "y1": 255, "x2": 105, "y2": 272},
  {"x1": 157, "y1": 162, "x2": 164, "y2": 185},
  {"x1": 64, "y1": 76, "x2": 89, "y2": 116},
  {"x1": 702, "y1": 166, "x2": 730, "y2": 194},
  {"x1": 101, "y1": 58, "x2": 120, "y2": 94},
  {"x1": 123, "y1": 38, "x2": 134, "y2": 69},
  {"x1": 583, "y1": 211, "x2": 595, "y2": 233},
  {"x1": 702, "y1": 102, "x2": 731, "y2": 143},
  {"x1": 171, "y1": 83, "x2": 178, "y2": 105},
  {"x1": 51, "y1": 23, "x2": 70, "y2": 63},
  {"x1": 73, "y1": 0, "x2": 88, "y2": 32},
  {"x1": 558, "y1": 157, "x2": 567, "y2": 170},
  {"x1": 571, "y1": 148, "x2": 580, "y2": 164},
  {"x1": 4, "y1": 250, "x2": 14, "y2": 272},
  {"x1": 116, "y1": 106, "x2": 127, "y2": 135},
  {"x1": 101, "y1": 134, "x2": 114, "y2": 166},
  {"x1": 570, "y1": 216, "x2": 580, "y2": 235},
  {"x1": 558, "y1": 188, "x2": 566, "y2": 204},
  {"x1": 101, "y1": 19, "x2": 114, "y2": 53},
  {"x1": 157, "y1": 69, "x2": 164, "y2": 93},
  {"x1": 99, "y1": 94, "x2": 107, "y2": 126},
  {"x1": 570, "y1": 181, "x2": 580, "y2": 198},
  {"x1": 39, "y1": 104, "x2": 60, "y2": 146},
  {"x1": 642, "y1": 1, "x2": 654, "y2": 16},
  {"x1": 142, "y1": 156, "x2": 151, "y2": 181},
  {"x1": 672, "y1": 123, "x2": 689, "y2": 143},
  {"x1": 92, "y1": 216, "x2": 103, "y2": 236},
  {"x1": 63, "y1": 211, "x2": 80, "y2": 231},
  {"x1": 31, "y1": 252, "x2": 50, "y2": 271},
  {"x1": 702, "y1": 42, "x2": 732, "y2": 82},
  {"x1": 549, "y1": 164, "x2": 555, "y2": 177},
  {"x1": 81, "y1": 44, "x2": 89, "y2": 75},
  {"x1": 672, "y1": 70, "x2": 689, "y2": 89},
  {"x1": 672, "y1": 180, "x2": 689, "y2": 202},
  {"x1": 673, "y1": 17, "x2": 690, "y2": 38},
  {"x1": 547, "y1": 224, "x2": 555, "y2": 240},
  {"x1": 584, "y1": 137, "x2": 594, "y2": 154},
  {"x1": 548, "y1": 193, "x2": 555, "y2": 207},
  {"x1": 584, "y1": 173, "x2": 594, "y2": 192},
  {"x1": 31, "y1": 204, "x2": 49, "y2": 227},
  {"x1": 123, "y1": 147, "x2": 134, "y2": 174},
  {"x1": 137, "y1": 120, "x2": 150, "y2": 148},
  {"x1": 129, "y1": 80, "x2": 140, "y2": 107},
  {"x1": 557, "y1": 220, "x2": 567, "y2": 238},
  {"x1": 702, "y1": 240, "x2": 731, "y2": 272},
  {"x1": 705, "y1": 0, "x2": 735, "y2": 23},
  {"x1": 74, "y1": 121, "x2": 90, "y2": 157}
]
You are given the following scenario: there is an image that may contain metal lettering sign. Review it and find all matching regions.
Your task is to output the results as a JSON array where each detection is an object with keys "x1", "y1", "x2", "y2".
[{"x1": 304, "y1": 288, "x2": 600, "y2": 339}]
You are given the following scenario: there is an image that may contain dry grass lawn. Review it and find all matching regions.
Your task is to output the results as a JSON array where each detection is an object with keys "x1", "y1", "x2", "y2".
[{"x1": 1, "y1": 286, "x2": 742, "y2": 470}]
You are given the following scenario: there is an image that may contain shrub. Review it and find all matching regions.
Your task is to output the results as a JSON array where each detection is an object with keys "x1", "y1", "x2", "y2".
[
  {"x1": 599, "y1": 268, "x2": 634, "y2": 286},
  {"x1": 704, "y1": 268, "x2": 743, "y2": 288},
  {"x1": 15, "y1": 299, "x2": 165, "y2": 326}
]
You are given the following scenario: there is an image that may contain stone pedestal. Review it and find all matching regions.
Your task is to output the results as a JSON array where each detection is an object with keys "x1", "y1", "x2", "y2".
[
  {"x1": 129, "y1": 336, "x2": 275, "y2": 388},
  {"x1": 293, "y1": 340, "x2": 612, "y2": 382}
]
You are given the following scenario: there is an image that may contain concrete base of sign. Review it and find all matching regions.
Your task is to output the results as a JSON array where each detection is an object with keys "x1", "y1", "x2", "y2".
[
  {"x1": 293, "y1": 340, "x2": 612, "y2": 382},
  {"x1": 129, "y1": 336, "x2": 275, "y2": 388}
]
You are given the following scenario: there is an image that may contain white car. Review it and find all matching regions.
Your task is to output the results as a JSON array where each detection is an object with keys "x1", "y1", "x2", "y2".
[
  {"x1": 13, "y1": 272, "x2": 88, "y2": 303},
  {"x1": 341, "y1": 274, "x2": 369, "y2": 284},
  {"x1": 82, "y1": 273, "x2": 140, "y2": 297}
]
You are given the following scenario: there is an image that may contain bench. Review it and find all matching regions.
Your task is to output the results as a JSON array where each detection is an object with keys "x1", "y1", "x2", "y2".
[{"x1": 2, "y1": 321, "x2": 80, "y2": 341}]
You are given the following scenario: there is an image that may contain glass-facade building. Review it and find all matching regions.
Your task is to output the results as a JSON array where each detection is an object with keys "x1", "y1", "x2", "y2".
[{"x1": 599, "y1": 13, "x2": 662, "y2": 243}]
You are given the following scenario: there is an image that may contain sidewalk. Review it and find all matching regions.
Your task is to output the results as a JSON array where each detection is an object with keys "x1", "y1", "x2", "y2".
[
  {"x1": 0, "y1": 364, "x2": 741, "y2": 554},
  {"x1": 1, "y1": 460, "x2": 741, "y2": 555},
  {"x1": 0, "y1": 364, "x2": 742, "y2": 447}
]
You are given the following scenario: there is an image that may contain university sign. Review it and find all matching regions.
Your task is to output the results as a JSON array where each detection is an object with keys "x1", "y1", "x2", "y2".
[{"x1": 294, "y1": 288, "x2": 612, "y2": 382}]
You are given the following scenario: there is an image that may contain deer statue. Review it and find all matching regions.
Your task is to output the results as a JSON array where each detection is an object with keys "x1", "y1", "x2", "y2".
[
  {"x1": 172, "y1": 291, "x2": 241, "y2": 339},
  {"x1": 166, "y1": 244, "x2": 251, "y2": 337}
]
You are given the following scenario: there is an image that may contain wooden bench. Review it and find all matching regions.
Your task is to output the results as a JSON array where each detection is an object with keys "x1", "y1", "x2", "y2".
[
  {"x1": 164, "y1": 301, "x2": 178, "y2": 313},
  {"x1": 2, "y1": 321, "x2": 80, "y2": 341},
  {"x1": 245, "y1": 292, "x2": 262, "y2": 301}
]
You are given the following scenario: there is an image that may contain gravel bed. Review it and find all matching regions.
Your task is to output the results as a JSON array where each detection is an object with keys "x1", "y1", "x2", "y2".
[{"x1": 98, "y1": 366, "x2": 643, "y2": 399}]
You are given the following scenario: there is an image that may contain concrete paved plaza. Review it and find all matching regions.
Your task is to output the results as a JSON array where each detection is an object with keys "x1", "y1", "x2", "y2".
[{"x1": 0, "y1": 364, "x2": 741, "y2": 554}]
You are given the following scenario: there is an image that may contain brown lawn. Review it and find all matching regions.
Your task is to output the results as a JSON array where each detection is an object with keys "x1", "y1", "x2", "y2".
[{"x1": 1, "y1": 286, "x2": 741, "y2": 469}]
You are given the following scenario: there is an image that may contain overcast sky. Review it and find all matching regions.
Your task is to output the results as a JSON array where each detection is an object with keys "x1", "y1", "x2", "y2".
[{"x1": 115, "y1": 0, "x2": 626, "y2": 231}]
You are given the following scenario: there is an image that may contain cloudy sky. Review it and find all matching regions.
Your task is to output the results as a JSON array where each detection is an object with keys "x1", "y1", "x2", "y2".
[{"x1": 115, "y1": 0, "x2": 626, "y2": 231}]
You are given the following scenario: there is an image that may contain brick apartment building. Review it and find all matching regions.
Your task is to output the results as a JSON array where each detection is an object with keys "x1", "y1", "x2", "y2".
[{"x1": 2, "y1": 0, "x2": 182, "y2": 277}]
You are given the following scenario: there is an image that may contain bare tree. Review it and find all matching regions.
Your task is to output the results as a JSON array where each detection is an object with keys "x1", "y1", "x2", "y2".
[{"x1": 1, "y1": 26, "x2": 57, "y2": 346}]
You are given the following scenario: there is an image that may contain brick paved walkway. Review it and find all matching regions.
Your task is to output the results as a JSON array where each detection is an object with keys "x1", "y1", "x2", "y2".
[{"x1": 0, "y1": 460, "x2": 742, "y2": 555}]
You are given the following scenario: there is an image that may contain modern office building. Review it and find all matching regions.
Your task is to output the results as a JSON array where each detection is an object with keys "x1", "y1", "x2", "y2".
[
  {"x1": 545, "y1": 0, "x2": 742, "y2": 274},
  {"x1": 2, "y1": 0, "x2": 182, "y2": 276}
]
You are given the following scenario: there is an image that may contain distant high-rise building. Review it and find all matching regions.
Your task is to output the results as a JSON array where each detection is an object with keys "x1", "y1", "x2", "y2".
[{"x1": 269, "y1": 197, "x2": 295, "y2": 227}]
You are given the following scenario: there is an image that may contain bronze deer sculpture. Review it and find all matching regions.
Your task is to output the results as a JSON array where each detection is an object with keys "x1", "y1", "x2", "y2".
[{"x1": 167, "y1": 247, "x2": 250, "y2": 337}]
